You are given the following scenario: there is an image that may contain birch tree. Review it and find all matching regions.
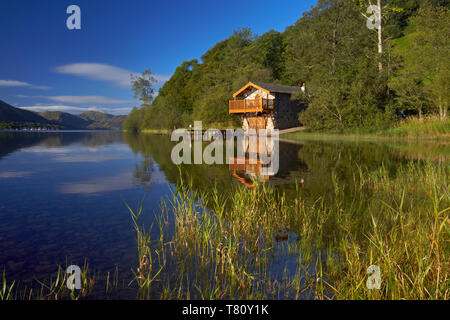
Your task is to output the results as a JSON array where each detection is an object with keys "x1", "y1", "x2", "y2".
[{"x1": 362, "y1": 1, "x2": 384, "y2": 72}]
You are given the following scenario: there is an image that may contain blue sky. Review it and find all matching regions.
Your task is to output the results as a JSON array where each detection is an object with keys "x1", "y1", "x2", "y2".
[{"x1": 0, "y1": 0, "x2": 315, "y2": 115}]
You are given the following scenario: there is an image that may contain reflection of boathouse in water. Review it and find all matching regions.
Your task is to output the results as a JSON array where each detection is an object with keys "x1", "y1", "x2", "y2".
[
  {"x1": 229, "y1": 137, "x2": 307, "y2": 188},
  {"x1": 228, "y1": 82, "x2": 308, "y2": 187}
]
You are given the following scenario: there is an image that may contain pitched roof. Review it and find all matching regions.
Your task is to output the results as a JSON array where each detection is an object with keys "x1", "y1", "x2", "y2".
[
  {"x1": 232, "y1": 82, "x2": 300, "y2": 98},
  {"x1": 252, "y1": 82, "x2": 301, "y2": 94}
]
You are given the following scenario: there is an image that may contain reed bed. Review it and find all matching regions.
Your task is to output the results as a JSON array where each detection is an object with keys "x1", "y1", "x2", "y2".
[
  {"x1": 1, "y1": 262, "x2": 97, "y2": 300},
  {"x1": 130, "y1": 161, "x2": 449, "y2": 300},
  {"x1": 0, "y1": 262, "x2": 125, "y2": 300},
  {"x1": 384, "y1": 116, "x2": 450, "y2": 138}
]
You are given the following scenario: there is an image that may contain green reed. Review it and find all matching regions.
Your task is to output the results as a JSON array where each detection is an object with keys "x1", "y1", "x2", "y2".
[
  {"x1": 131, "y1": 161, "x2": 449, "y2": 300},
  {"x1": 0, "y1": 261, "x2": 111, "y2": 300}
]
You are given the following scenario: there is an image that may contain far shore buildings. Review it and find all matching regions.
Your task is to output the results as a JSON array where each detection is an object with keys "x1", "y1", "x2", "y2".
[{"x1": 229, "y1": 82, "x2": 307, "y2": 131}]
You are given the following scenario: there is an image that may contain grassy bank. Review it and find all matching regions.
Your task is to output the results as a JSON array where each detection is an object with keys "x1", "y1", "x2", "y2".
[
  {"x1": 283, "y1": 118, "x2": 450, "y2": 141},
  {"x1": 382, "y1": 117, "x2": 450, "y2": 138},
  {"x1": 138, "y1": 118, "x2": 450, "y2": 140},
  {"x1": 130, "y1": 161, "x2": 449, "y2": 300},
  {"x1": 140, "y1": 129, "x2": 172, "y2": 135},
  {"x1": 140, "y1": 126, "x2": 240, "y2": 135}
]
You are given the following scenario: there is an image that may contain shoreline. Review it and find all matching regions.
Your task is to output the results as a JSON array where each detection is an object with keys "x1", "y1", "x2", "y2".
[
  {"x1": 281, "y1": 131, "x2": 450, "y2": 143},
  {"x1": 139, "y1": 126, "x2": 450, "y2": 143}
]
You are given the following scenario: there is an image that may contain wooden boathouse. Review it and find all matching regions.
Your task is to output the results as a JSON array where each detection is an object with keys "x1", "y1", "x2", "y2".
[{"x1": 229, "y1": 82, "x2": 306, "y2": 131}]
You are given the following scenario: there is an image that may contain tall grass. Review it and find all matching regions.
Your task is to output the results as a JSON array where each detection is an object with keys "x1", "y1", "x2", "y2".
[
  {"x1": 319, "y1": 162, "x2": 449, "y2": 299},
  {"x1": 383, "y1": 116, "x2": 450, "y2": 138},
  {"x1": 1, "y1": 271, "x2": 15, "y2": 300},
  {"x1": 131, "y1": 162, "x2": 449, "y2": 299},
  {"x1": 0, "y1": 262, "x2": 121, "y2": 300},
  {"x1": 283, "y1": 116, "x2": 450, "y2": 141}
]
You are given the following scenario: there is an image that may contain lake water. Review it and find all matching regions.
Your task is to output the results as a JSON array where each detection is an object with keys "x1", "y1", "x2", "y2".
[{"x1": 0, "y1": 131, "x2": 448, "y2": 298}]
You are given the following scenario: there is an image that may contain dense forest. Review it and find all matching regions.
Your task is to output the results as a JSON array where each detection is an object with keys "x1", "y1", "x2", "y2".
[{"x1": 124, "y1": 0, "x2": 449, "y2": 132}]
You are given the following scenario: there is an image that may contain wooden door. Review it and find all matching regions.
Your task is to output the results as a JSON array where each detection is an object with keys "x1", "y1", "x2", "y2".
[{"x1": 247, "y1": 116, "x2": 266, "y2": 131}]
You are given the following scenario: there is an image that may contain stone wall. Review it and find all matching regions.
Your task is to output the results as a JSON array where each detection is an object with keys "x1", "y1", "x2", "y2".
[
  {"x1": 239, "y1": 92, "x2": 307, "y2": 131},
  {"x1": 273, "y1": 93, "x2": 306, "y2": 130}
]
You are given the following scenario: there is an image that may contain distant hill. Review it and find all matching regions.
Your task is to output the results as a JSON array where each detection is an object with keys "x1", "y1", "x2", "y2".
[
  {"x1": 0, "y1": 100, "x2": 50, "y2": 127},
  {"x1": 78, "y1": 111, "x2": 127, "y2": 130},
  {"x1": 0, "y1": 100, "x2": 126, "y2": 130},
  {"x1": 79, "y1": 111, "x2": 114, "y2": 122},
  {"x1": 40, "y1": 111, "x2": 91, "y2": 129},
  {"x1": 39, "y1": 110, "x2": 125, "y2": 130}
]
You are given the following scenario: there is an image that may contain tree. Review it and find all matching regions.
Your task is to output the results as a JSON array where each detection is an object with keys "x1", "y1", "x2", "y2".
[
  {"x1": 256, "y1": 30, "x2": 286, "y2": 80},
  {"x1": 390, "y1": 75, "x2": 430, "y2": 119},
  {"x1": 131, "y1": 70, "x2": 157, "y2": 108},
  {"x1": 123, "y1": 106, "x2": 145, "y2": 133},
  {"x1": 391, "y1": 6, "x2": 449, "y2": 120},
  {"x1": 287, "y1": 0, "x2": 389, "y2": 131},
  {"x1": 360, "y1": 0, "x2": 391, "y2": 73},
  {"x1": 359, "y1": 0, "x2": 423, "y2": 72}
]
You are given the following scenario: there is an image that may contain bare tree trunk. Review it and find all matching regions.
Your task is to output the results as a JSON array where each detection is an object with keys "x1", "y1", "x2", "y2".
[
  {"x1": 378, "y1": 0, "x2": 383, "y2": 73},
  {"x1": 437, "y1": 93, "x2": 447, "y2": 120},
  {"x1": 442, "y1": 94, "x2": 448, "y2": 120}
]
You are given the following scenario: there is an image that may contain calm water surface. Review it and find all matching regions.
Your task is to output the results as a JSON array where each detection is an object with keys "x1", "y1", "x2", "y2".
[{"x1": 0, "y1": 131, "x2": 448, "y2": 298}]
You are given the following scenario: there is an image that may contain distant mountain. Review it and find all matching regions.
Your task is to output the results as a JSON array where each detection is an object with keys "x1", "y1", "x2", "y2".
[
  {"x1": 39, "y1": 111, "x2": 125, "y2": 130},
  {"x1": 78, "y1": 111, "x2": 127, "y2": 130},
  {"x1": 0, "y1": 100, "x2": 126, "y2": 130},
  {"x1": 0, "y1": 100, "x2": 50, "y2": 127},
  {"x1": 79, "y1": 111, "x2": 114, "y2": 122},
  {"x1": 40, "y1": 111, "x2": 91, "y2": 129}
]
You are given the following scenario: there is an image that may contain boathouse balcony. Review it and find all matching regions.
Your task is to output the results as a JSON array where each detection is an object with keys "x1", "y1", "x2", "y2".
[{"x1": 229, "y1": 98, "x2": 275, "y2": 114}]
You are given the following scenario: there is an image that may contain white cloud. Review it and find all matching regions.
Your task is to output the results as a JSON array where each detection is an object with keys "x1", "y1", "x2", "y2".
[
  {"x1": 0, "y1": 80, "x2": 30, "y2": 87},
  {"x1": 0, "y1": 80, "x2": 51, "y2": 90},
  {"x1": 0, "y1": 171, "x2": 33, "y2": 178},
  {"x1": 54, "y1": 63, "x2": 170, "y2": 88},
  {"x1": 31, "y1": 85, "x2": 53, "y2": 90},
  {"x1": 19, "y1": 105, "x2": 132, "y2": 115},
  {"x1": 47, "y1": 96, "x2": 134, "y2": 105},
  {"x1": 16, "y1": 94, "x2": 135, "y2": 105}
]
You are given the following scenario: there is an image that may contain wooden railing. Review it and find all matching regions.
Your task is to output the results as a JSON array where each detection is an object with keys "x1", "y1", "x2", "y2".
[{"x1": 229, "y1": 98, "x2": 275, "y2": 114}]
